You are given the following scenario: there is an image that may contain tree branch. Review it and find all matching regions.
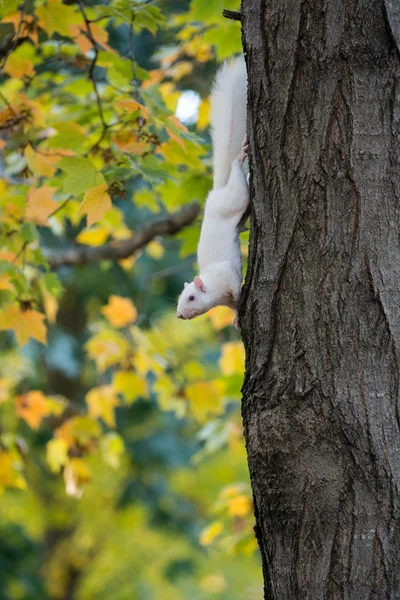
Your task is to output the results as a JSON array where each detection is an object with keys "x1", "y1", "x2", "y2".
[
  {"x1": 222, "y1": 9, "x2": 241, "y2": 21},
  {"x1": 44, "y1": 202, "x2": 200, "y2": 268}
]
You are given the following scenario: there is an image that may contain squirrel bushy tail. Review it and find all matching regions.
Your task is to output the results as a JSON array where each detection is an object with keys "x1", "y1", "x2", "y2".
[{"x1": 210, "y1": 58, "x2": 247, "y2": 189}]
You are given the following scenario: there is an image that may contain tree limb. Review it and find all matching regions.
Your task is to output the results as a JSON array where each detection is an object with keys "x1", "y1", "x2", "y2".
[
  {"x1": 44, "y1": 202, "x2": 200, "y2": 268},
  {"x1": 222, "y1": 9, "x2": 241, "y2": 21}
]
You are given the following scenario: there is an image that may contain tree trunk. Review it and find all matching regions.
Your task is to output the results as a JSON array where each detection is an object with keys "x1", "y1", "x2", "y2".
[{"x1": 240, "y1": 0, "x2": 400, "y2": 597}]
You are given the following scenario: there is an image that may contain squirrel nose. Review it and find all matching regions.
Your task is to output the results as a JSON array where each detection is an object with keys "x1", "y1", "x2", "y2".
[{"x1": 177, "y1": 314, "x2": 184, "y2": 319}]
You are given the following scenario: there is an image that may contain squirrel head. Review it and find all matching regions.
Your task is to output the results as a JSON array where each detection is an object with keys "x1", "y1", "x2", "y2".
[{"x1": 176, "y1": 276, "x2": 210, "y2": 320}]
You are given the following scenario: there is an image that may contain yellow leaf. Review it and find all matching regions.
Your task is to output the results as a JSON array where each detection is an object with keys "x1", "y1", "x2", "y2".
[
  {"x1": 159, "y1": 83, "x2": 180, "y2": 112},
  {"x1": 78, "y1": 184, "x2": 112, "y2": 227},
  {"x1": 197, "y1": 98, "x2": 210, "y2": 131},
  {"x1": 200, "y1": 575, "x2": 227, "y2": 594},
  {"x1": 118, "y1": 256, "x2": 136, "y2": 271},
  {"x1": 76, "y1": 227, "x2": 109, "y2": 246},
  {"x1": 208, "y1": 306, "x2": 235, "y2": 330},
  {"x1": 16, "y1": 390, "x2": 51, "y2": 429},
  {"x1": 41, "y1": 288, "x2": 58, "y2": 325},
  {"x1": 115, "y1": 99, "x2": 149, "y2": 119},
  {"x1": 169, "y1": 61, "x2": 193, "y2": 81},
  {"x1": 227, "y1": 494, "x2": 252, "y2": 517},
  {"x1": 85, "y1": 385, "x2": 119, "y2": 428},
  {"x1": 90, "y1": 24, "x2": 112, "y2": 50},
  {"x1": 0, "y1": 378, "x2": 12, "y2": 404},
  {"x1": 85, "y1": 329, "x2": 129, "y2": 372},
  {"x1": 112, "y1": 131, "x2": 148, "y2": 154},
  {"x1": 219, "y1": 342, "x2": 245, "y2": 376},
  {"x1": 113, "y1": 371, "x2": 148, "y2": 404},
  {"x1": 46, "y1": 438, "x2": 68, "y2": 473},
  {"x1": 168, "y1": 115, "x2": 189, "y2": 133},
  {"x1": 0, "y1": 451, "x2": 27, "y2": 494},
  {"x1": 134, "y1": 348, "x2": 164, "y2": 377},
  {"x1": 0, "y1": 106, "x2": 17, "y2": 127},
  {"x1": 25, "y1": 146, "x2": 59, "y2": 177},
  {"x1": 25, "y1": 186, "x2": 58, "y2": 225},
  {"x1": 102, "y1": 295, "x2": 137, "y2": 328},
  {"x1": 69, "y1": 24, "x2": 92, "y2": 54},
  {"x1": 166, "y1": 128, "x2": 186, "y2": 150},
  {"x1": 0, "y1": 274, "x2": 14, "y2": 292},
  {"x1": 200, "y1": 520, "x2": 223, "y2": 546},
  {"x1": 4, "y1": 54, "x2": 35, "y2": 78},
  {"x1": 64, "y1": 457, "x2": 91, "y2": 498},
  {"x1": 56, "y1": 416, "x2": 101, "y2": 446},
  {"x1": 146, "y1": 240, "x2": 165, "y2": 260},
  {"x1": 153, "y1": 376, "x2": 186, "y2": 417},
  {"x1": 0, "y1": 305, "x2": 47, "y2": 346},
  {"x1": 185, "y1": 380, "x2": 225, "y2": 422}
]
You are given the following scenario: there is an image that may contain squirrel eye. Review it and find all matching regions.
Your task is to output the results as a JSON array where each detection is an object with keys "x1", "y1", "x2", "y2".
[{"x1": 189, "y1": 295, "x2": 195, "y2": 301}]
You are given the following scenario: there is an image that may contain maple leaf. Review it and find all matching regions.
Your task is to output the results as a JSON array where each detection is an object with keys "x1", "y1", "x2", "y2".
[
  {"x1": 0, "y1": 304, "x2": 47, "y2": 346},
  {"x1": 25, "y1": 186, "x2": 59, "y2": 225},
  {"x1": 16, "y1": 390, "x2": 51, "y2": 429},
  {"x1": 77, "y1": 184, "x2": 112, "y2": 227},
  {"x1": 101, "y1": 295, "x2": 137, "y2": 328},
  {"x1": 59, "y1": 157, "x2": 106, "y2": 196},
  {"x1": 25, "y1": 146, "x2": 60, "y2": 177}
]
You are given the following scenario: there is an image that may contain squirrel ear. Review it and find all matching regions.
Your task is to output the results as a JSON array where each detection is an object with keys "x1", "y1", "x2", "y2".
[
  {"x1": 184, "y1": 282, "x2": 189, "y2": 288},
  {"x1": 194, "y1": 276, "x2": 205, "y2": 292}
]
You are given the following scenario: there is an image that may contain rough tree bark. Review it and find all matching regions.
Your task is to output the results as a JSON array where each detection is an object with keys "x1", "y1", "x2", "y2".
[{"x1": 240, "y1": 0, "x2": 400, "y2": 597}]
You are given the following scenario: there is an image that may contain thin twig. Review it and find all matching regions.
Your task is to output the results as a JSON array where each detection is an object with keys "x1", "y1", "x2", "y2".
[
  {"x1": 0, "y1": 5, "x2": 26, "y2": 71},
  {"x1": 47, "y1": 198, "x2": 71, "y2": 220},
  {"x1": 128, "y1": 15, "x2": 142, "y2": 104},
  {"x1": 0, "y1": 91, "x2": 17, "y2": 117},
  {"x1": 78, "y1": 0, "x2": 108, "y2": 139}
]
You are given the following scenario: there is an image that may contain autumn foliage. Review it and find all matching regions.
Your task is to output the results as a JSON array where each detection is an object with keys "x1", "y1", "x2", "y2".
[{"x1": 0, "y1": 0, "x2": 261, "y2": 597}]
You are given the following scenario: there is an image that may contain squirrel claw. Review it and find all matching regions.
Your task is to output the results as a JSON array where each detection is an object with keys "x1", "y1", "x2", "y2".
[
  {"x1": 232, "y1": 315, "x2": 240, "y2": 329},
  {"x1": 237, "y1": 136, "x2": 249, "y2": 165}
]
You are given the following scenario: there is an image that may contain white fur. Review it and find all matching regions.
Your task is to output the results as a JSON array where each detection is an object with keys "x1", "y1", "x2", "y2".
[
  {"x1": 177, "y1": 59, "x2": 249, "y2": 326},
  {"x1": 211, "y1": 58, "x2": 247, "y2": 188}
]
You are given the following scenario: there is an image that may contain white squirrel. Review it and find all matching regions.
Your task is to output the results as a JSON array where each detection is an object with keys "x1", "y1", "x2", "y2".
[{"x1": 176, "y1": 58, "x2": 249, "y2": 327}]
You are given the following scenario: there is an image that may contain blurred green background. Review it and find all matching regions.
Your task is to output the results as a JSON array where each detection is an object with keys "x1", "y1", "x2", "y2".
[{"x1": 0, "y1": 0, "x2": 262, "y2": 598}]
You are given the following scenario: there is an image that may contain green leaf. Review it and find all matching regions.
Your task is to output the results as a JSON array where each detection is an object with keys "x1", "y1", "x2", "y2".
[
  {"x1": 131, "y1": 155, "x2": 171, "y2": 185},
  {"x1": 20, "y1": 222, "x2": 37, "y2": 243},
  {"x1": 36, "y1": 0, "x2": 75, "y2": 38},
  {"x1": 100, "y1": 432, "x2": 125, "y2": 468},
  {"x1": 58, "y1": 157, "x2": 106, "y2": 197},
  {"x1": 42, "y1": 273, "x2": 62, "y2": 298},
  {"x1": 0, "y1": 0, "x2": 20, "y2": 18}
]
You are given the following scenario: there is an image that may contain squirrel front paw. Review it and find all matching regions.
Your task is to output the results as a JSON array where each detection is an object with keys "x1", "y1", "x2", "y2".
[
  {"x1": 237, "y1": 135, "x2": 249, "y2": 165},
  {"x1": 232, "y1": 314, "x2": 240, "y2": 329}
]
